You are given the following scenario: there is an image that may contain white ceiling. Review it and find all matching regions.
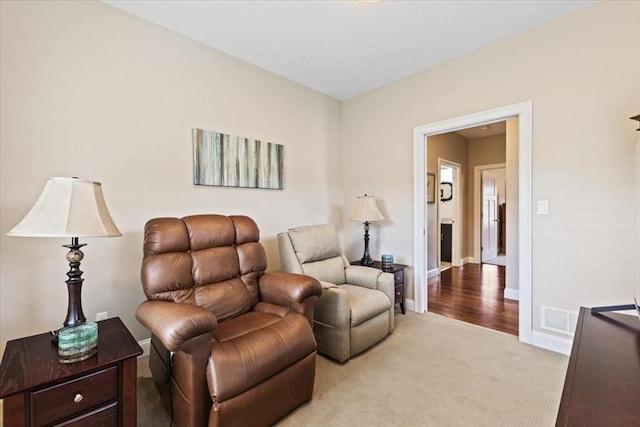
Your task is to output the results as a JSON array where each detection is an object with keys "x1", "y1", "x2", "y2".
[
  {"x1": 102, "y1": 0, "x2": 596, "y2": 100},
  {"x1": 456, "y1": 121, "x2": 506, "y2": 140}
]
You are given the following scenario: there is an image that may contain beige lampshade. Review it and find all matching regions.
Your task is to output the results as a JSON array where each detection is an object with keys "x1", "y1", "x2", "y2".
[
  {"x1": 350, "y1": 195, "x2": 384, "y2": 222},
  {"x1": 8, "y1": 177, "x2": 122, "y2": 238}
]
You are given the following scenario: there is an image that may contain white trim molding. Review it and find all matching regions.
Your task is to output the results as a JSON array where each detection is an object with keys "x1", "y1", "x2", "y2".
[
  {"x1": 427, "y1": 268, "x2": 440, "y2": 279},
  {"x1": 405, "y1": 298, "x2": 416, "y2": 313},
  {"x1": 504, "y1": 288, "x2": 520, "y2": 301},
  {"x1": 531, "y1": 331, "x2": 573, "y2": 355},
  {"x1": 635, "y1": 136, "x2": 640, "y2": 300},
  {"x1": 413, "y1": 100, "x2": 533, "y2": 346},
  {"x1": 138, "y1": 338, "x2": 151, "y2": 358}
]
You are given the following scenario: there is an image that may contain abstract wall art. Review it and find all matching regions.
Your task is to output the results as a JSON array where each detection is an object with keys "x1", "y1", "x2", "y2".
[{"x1": 192, "y1": 128, "x2": 284, "y2": 189}]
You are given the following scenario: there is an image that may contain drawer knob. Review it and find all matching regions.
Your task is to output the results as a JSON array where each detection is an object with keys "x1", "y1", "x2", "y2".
[{"x1": 73, "y1": 393, "x2": 84, "y2": 403}]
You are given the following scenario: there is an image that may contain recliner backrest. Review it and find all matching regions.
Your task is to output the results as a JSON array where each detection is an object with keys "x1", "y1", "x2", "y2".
[
  {"x1": 141, "y1": 214, "x2": 267, "y2": 321},
  {"x1": 285, "y1": 224, "x2": 347, "y2": 285}
]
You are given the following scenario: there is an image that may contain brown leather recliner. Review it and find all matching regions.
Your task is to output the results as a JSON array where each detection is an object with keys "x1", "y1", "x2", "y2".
[{"x1": 136, "y1": 214, "x2": 322, "y2": 427}]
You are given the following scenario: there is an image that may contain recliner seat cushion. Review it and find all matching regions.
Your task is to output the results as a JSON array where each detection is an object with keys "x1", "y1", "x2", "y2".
[
  {"x1": 340, "y1": 284, "x2": 390, "y2": 327},
  {"x1": 207, "y1": 302, "x2": 316, "y2": 402}
]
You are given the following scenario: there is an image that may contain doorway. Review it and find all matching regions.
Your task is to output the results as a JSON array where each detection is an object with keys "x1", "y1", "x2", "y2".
[
  {"x1": 438, "y1": 160, "x2": 461, "y2": 272},
  {"x1": 480, "y1": 167, "x2": 506, "y2": 265},
  {"x1": 429, "y1": 134, "x2": 514, "y2": 335},
  {"x1": 428, "y1": 264, "x2": 517, "y2": 335},
  {"x1": 412, "y1": 101, "x2": 532, "y2": 345}
]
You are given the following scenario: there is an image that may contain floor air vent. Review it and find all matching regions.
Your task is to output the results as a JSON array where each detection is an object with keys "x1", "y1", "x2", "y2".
[{"x1": 541, "y1": 306, "x2": 578, "y2": 336}]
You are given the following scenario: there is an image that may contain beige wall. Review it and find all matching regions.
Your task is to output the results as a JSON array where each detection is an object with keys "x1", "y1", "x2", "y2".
[
  {"x1": 468, "y1": 134, "x2": 506, "y2": 166},
  {"x1": 0, "y1": 1, "x2": 342, "y2": 351},
  {"x1": 341, "y1": 1, "x2": 639, "y2": 337}
]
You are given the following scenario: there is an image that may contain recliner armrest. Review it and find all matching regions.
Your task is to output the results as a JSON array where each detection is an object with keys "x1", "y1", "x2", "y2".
[
  {"x1": 346, "y1": 266, "x2": 394, "y2": 295},
  {"x1": 345, "y1": 267, "x2": 395, "y2": 332},
  {"x1": 314, "y1": 285, "x2": 350, "y2": 326},
  {"x1": 259, "y1": 272, "x2": 322, "y2": 325},
  {"x1": 259, "y1": 272, "x2": 322, "y2": 305},
  {"x1": 136, "y1": 300, "x2": 217, "y2": 352},
  {"x1": 345, "y1": 265, "x2": 383, "y2": 289}
]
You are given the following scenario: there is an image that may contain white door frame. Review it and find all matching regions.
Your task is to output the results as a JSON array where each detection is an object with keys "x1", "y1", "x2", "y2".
[
  {"x1": 474, "y1": 163, "x2": 506, "y2": 264},
  {"x1": 636, "y1": 136, "x2": 640, "y2": 299},
  {"x1": 413, "y1": 101, "x2": 532, "y2": 344},
  {"x1": 438, "y1": 158, "x2": 462, "y2": 268}
]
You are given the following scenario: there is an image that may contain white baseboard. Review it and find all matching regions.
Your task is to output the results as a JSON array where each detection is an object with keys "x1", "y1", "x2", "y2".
[
  {"x1": 427, "y1": 268, "x2": 440, "y2": 279},
  {"x1": 405, "y1": 300, "x2": 572, "y2": 356},
  {"x1": 405, "y1": 298, "x2": 416, "y2": 313},
  {"x1": 462, "y1": 256, "x2": 475, "y2": 264},
  {"x1": 138, "y1": 338, "x2": 151, "y2": 358},
  {"x1": 531, "y1": 330, "x2": 573, "y2": 355},
  {"x1": 504, "y1": 288, "x2": 519, "y2": 301}
]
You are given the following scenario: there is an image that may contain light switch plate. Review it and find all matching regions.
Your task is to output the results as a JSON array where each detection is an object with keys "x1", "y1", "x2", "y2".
[{"x1": 537, "y1": 200, "x2": 549, "y2": 215}]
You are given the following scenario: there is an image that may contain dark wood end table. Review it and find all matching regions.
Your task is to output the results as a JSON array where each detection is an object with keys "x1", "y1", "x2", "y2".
[
  {"x1": 556, "y1": 307, "x2": 640, "y2": 426},
  {"x1": 0, "y1": 317, "x2": 142, "y2": 426}
]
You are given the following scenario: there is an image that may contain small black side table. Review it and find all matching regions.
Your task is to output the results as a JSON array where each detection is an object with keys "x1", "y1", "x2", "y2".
[{"x1": 351, "y1": 260, "x2": 409, "y2": 314}]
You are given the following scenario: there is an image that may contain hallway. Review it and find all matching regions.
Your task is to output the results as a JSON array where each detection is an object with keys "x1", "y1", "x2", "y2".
[{"x1": 427, "y1": 263, "x2": 518, "y2": 335}]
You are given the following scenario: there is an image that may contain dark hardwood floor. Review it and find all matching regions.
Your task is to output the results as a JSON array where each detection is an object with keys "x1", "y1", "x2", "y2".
[{"x1": 427, "y1": 263, "x2": 518, "y2": 335}]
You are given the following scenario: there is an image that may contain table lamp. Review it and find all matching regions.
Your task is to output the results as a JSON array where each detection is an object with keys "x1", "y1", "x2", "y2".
[
  {"x1": 350, "y1": 194, "x2": 384, "y2": 266},
  {"x1": 7, "y1": 177, "x2": 122, "y2": 329}
]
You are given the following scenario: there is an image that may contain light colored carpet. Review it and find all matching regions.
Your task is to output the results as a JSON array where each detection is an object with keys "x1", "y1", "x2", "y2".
[{"x1": 137, "y1": 312, "x2": 568, "y2": 426}]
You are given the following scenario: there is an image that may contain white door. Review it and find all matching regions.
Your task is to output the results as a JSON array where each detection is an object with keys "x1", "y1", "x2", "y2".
[{"x1": 481, "y1": 170, "x2": 498, "y2": 261}]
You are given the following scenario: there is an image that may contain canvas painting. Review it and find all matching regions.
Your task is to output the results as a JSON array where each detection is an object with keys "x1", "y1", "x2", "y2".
[{"x1": 193, "y1": 128, "x2": 284, "y2": 189}]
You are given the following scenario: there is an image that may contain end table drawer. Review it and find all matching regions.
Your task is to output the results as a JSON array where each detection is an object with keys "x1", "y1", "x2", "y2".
[
  {"x1": 393, "y1": 270, "x2": 403, "y2": 285},
  {"x1": 30, "y1": 366, "x2": 118, "y2": 426},
  {"x1": 395, "y1": 285, "x2": 403, "y2": 303},
  {"x1": 57, "y1": 401, "x2": 118, "y2": 427}
]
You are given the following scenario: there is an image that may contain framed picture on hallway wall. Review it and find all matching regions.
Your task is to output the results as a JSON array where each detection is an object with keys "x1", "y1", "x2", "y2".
[{"x1": 426, "y1": 173, "x2": 435, "y2": 203}]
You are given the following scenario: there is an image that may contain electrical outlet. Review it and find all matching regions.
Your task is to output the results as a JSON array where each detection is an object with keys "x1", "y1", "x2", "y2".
[{"x1": 96, "y1": 311, "x2": 109, "y2": 321}]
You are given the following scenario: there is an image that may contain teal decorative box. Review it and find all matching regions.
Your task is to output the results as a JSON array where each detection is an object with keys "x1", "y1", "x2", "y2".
[
  {"x1": 58, "y1": 322, "x2": 98, "y2": 363},
  {"x1": 381, "y1": 254, "x2": 394, "y2": 271}
]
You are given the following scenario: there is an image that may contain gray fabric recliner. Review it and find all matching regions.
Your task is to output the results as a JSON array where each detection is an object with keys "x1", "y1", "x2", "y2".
[{"x1": 278, "y1": 224, "x2": 394, "y2": 363}]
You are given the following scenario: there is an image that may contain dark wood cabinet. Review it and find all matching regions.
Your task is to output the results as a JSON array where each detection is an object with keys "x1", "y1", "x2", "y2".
[
  {"x1": 0, "y1": 317, "x2": 142, "y2": 427},
  {"x1": 556, "y1": 307, "x2": 640, "y2": 426},
  {"x1": 351, "y1": 260, "x2": 409, "y2": 314},
  {"x1": 498, "y1": 203, "x2": 506, "y2": 254},
  {"x1": 440, "y1": 223, "x2": 452, "y2": 262}
]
